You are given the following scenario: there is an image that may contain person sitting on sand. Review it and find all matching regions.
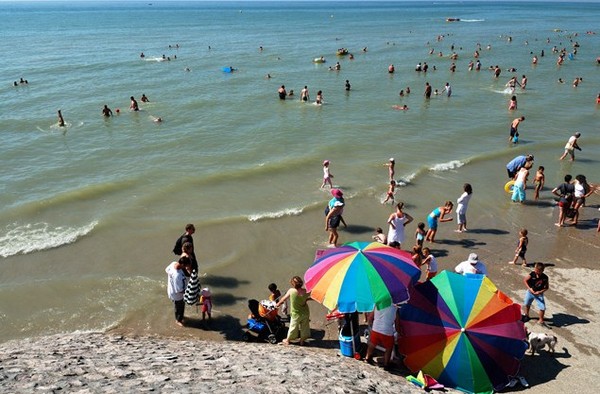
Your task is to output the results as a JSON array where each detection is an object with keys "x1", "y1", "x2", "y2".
[
  {"x1": 455, "y1": 253, "x2": 487, "y2": 275},
  {"x1": 276, "y1": 276, "x2": 311, "y2": 346},
  {"x1": 372, "y1": 227, "x2": 387, "y2": 245}
]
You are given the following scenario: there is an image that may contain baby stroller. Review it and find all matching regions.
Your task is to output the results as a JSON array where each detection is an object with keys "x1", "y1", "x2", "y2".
[{"x1": 242, "y1": 299, "x2": 286, "y2": 344}]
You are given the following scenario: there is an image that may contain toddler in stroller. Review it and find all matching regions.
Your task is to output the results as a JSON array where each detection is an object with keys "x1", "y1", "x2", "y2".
[{"x1": 242, "y1": 299, "x2": 286, "y2": 344}]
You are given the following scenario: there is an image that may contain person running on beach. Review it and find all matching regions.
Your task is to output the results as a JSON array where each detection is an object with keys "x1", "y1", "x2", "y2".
[
  {"x1": 559, "y1": 132, "x2": 581, "y2": 161},
  {"x1": 102, "y1": 105, "x2": 113, "y2": 117},
  {"x1": 384, "y1": 158, "x2": 395, "y2": 181},
  {"x1": 321, "y1": 160, "x2": 333, "y2": 189},
  {"x1": 509, "y1": 228, "x2": 529, "y2": 266},
  {"x1": 300, "y1": 86, "x2": 309, "y2": 102},
  {"x1": 57, "y1": 110, "x2": 65, "y2": 127},
  {"x1": 456, "y1": 183, "x2": 473, "y2": 232},
  {"x1": 130, "y1": 96, "x2": 139, "y2": 111},
  {"x1": 509, "y1": 116, "x2": 525, "y2": 143},
  {"x1": 387, "y1": 202, "x2": 413, "y2": 249},
  {"x1": 425, "y1": 201, "x2": 453, "y2": 243},
  {"x1": 382, "y1": 180, "x2": 396, "y2": 204},
  {"x1": 533, "y1": 166, "x2": 545, "y2": 200},
  {"x1": 523, "y1": 263, "x2": 549, "y2": 326},
  {"x1": 276, "y1": 276, "x2": 311, "y2": 346}
]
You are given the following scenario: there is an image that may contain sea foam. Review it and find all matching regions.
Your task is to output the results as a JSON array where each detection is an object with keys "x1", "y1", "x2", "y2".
[
  {"x1": 247, "y1": 208, "x2": 304, "y2": 222},
  {"x1": 0, "y1": 221, "x2": 98, "y2": 258},
  {"x1": 429, "y1": 160, "x2": 466, "y2": 172}
]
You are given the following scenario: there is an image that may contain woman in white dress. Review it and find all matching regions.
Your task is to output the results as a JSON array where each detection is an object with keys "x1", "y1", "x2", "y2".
[{"x1": 387, "y1": 202, "x2": 413, "y2": 249}]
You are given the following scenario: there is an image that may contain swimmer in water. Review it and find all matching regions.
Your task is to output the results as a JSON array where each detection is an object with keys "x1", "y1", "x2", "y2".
[
  {"x1": 152, "y1": 116, "x2": 162, "y2": 123},
  {"x1": 57, "y1": 110, "x2": 65, "y2": 127},
  {"x1": 102, "y1": 105, "x2": 113, "y2": 117},
  {"x1": 130, "y1": 96, "x2": 139, "y2": 111},
  {"x1": 141, "y1": 94, "x2": 149, "y2": 103},
  {"x1": 393, "y1": 105, "x2": 409, "y2": 110}
]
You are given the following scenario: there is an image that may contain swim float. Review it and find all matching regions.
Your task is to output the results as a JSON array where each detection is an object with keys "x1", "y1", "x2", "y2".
[{"x1": 504, "y1": 180, "x2": 515, "y2": 193}]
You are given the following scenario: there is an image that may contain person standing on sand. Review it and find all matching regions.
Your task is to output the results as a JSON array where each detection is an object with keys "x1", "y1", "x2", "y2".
[
  {"x1": 559, "y1": 132, "x2": 581, "y2": 161},
  {"x1": 57, "y1": 110, "x2": 65, "y2": 127},
  {"x1": 387, "y1": 202, "x2": 413, "y2": 249},
  {"x1": 509, "y1": 116, "x2": 525, "y2": 143},
  {"x1": 523, "y1": 262, "x2": 549, "y2": 326},
  {"x1": 325, "y1": 200, "x2": 345, "y2": 247},
  {"x1": 276, "y1": 276, "x2": 311, "y2": 346},
  {"x1": 533, "y1": 166, "x2": 545, "y2": 201},
  {"x1": 425, "y1": 201, "x2": 453, "y2": 243},
  {"x1": 509, "y1": 228, "x2": 529, "y2": 266},
  {"x1": 165, "y1": 256, "x2": 192, "y2": 327},
  {"x1": 455, "y1": 183, "x2": 473, "y2": 233},
  {"x1": 364, "y1": 304, "x2": 398, "y2": 369}
]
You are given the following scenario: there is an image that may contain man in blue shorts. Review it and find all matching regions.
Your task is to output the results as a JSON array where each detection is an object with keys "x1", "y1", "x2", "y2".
[{"x1": 523, "y1": 262, "x2": 550, "y2": 325}]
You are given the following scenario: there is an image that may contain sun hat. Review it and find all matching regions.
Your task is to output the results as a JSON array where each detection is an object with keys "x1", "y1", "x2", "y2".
[
  {"x1": 331, "y1": 189, "x2": 343, "y2": 198},
  {"x1": 323, "y1": 160, "x2": 330, "y2": 165},
  {"x1": 467, "y1": 253, "x2": 479, "y2": 264},
  {"x1": 389, "y1": 157, "x2": 395, "y2": 162}
]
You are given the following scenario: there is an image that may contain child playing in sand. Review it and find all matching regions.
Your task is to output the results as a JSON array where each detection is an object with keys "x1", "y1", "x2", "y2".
[
  {"x1": 321, "y1": 160, "x2": 333, "y2": 188},
  {"x1": 372, "y1": 227, "x2": 387, "y2": 244},
  {"x1": 421, "y1": 247, "x2": 438, "y2": 280},
  {"x1": 415, "y1": 222, "x2": 426, "y2": 247},
  {"x1": 382, "y1": 180, "x2": 396, "y2": 204},
  {"x1": 509, "y1": 229, "x2": 529, "y2": 266},
  {"x1": 534, "y1": 166, "x2": 545, "y2": 200}
]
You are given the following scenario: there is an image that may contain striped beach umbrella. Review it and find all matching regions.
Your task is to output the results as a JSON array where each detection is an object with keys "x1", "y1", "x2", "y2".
[{"x1": 305, "y1": 242, "x2": 421, "y2": 313}]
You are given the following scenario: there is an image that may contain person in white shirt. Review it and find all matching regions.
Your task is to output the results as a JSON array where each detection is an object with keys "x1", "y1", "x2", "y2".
[
  {"x1": 166, "y1": 256, "x2": 192, "y2": 326},
  {"x1": 456, "y1": 183, "x2": 473, "y2": 232},
  {"x1": 455, "y1": 253, "x2": 487, "y2": 275},
  {"x1": 559, "y1": 132, "x2": 581, "y2": 161},
  {"x1": 365, "y1": 305, "x2": 398, "y2": 369}
]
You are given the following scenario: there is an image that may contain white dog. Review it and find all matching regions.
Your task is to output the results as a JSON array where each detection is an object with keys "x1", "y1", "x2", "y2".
[{"x1": 527, "y1": 331, "x2": 557, "y2": 355}]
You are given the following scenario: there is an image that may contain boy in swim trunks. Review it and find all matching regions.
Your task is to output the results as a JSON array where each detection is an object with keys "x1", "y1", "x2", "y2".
[
  {"x1": 533, "y1": 166, "x2": 545, "y2": 200},
  {"x1": 382, "y1": 180, "x2": 396, "y2": 204},
  {"x1": 509, "y1": 116, "x2": 525, "y2": 143}
]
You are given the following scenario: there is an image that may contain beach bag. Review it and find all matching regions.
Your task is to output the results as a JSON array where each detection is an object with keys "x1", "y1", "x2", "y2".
[{"x1": 184, "y1": 270, "x2": 200, "y2": 305}]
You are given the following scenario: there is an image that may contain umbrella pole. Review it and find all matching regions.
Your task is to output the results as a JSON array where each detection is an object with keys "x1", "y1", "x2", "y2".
[{"x1": 350, "y1": 315, "x2": 357, "y2": 357}]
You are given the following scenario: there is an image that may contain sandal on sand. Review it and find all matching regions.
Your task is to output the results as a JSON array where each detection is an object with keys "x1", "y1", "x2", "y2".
[{"x1": 518, "y1": 376, "x2": 529, "y2": 388}]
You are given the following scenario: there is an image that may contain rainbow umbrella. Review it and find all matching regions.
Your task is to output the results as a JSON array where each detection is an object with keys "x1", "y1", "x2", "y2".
[
  {"x1": 397, "y1": 271, "x2": 528, "y2": 394},
  {"x1": 305, "y1": 242, "x2": 421, "y2": 313}
]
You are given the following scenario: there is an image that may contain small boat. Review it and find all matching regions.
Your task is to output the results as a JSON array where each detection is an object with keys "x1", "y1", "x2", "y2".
[
  {"x1": 336, "y1": 48, "x2": 349, "y2": 56},
  {"x1": 446, "y1": 18, "x2": 460, "y2": 22}
]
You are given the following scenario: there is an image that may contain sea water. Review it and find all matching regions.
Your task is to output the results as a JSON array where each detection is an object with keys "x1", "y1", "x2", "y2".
[{"x1": 1, "y1": 1, "x2": 599, "y2": 342}]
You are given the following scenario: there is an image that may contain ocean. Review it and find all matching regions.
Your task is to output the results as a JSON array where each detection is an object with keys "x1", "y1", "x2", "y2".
[{"x1": 1, "y1": 1, "x2": 599, "y2": 343}]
